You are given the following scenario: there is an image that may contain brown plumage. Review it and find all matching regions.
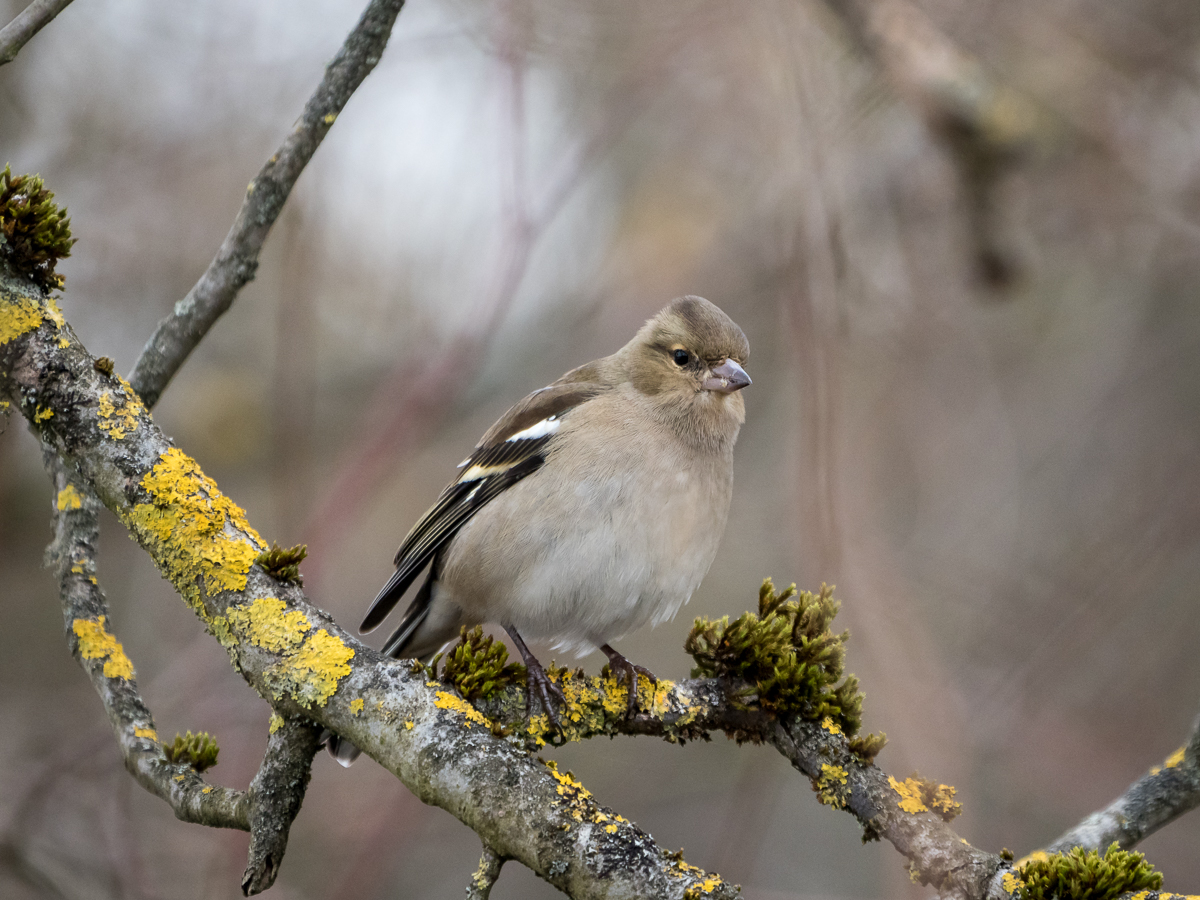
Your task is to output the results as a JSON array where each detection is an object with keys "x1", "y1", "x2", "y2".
[{"x1": 328, "y1": 295, "x2": 750, "y2": 764}]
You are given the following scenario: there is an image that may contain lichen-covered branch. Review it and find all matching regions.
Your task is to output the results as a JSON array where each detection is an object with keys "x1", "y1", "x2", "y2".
[
  {"x1": 466, "y1": 842, "x2": 506, "y2": 900},
  {"x1": 0, "y1": 0, "x2": 74, "y2": 65},
  {"x1": 127, "y1": 0, "x2": 406, "y2": 408},
  {"x1": 2, "y1": 273, "x2": 736, "y2": 899},
  {"x1": 1044, "y1": 710, "x2": 1200, "y2": 857},
  {"x1": 44, "y1": 451, "x2": 251, "y2": 833}
]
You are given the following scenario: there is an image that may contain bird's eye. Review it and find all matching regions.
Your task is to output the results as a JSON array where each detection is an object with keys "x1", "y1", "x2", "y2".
[{"x1": 672, "y1": 349, "x2": 690, "y2": 367}]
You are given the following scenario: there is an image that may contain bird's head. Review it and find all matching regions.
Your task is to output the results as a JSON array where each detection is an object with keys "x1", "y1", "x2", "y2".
[{"x1": 621, "y1": 295, "x2": 751, "y2": 442}]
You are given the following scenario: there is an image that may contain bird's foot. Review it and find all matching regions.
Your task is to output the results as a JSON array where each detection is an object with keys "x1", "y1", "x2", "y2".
[
  {"x1": 504, "y1": 625, "x2": 566, "y2": 729},
  {"x1": 600, "y1": 644, "x2": 657, "y2": 716}
]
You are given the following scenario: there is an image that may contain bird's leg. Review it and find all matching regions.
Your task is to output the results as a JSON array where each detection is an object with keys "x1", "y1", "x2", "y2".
[
  {"x1": 504, "y1": 625, "x2": 566, "y2": 727},
  {"x1": 599, "y1": 644, "x2": 657, "y2": 715}
]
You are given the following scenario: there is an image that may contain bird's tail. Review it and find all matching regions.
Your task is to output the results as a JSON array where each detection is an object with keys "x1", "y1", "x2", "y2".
[{"x1": 323, "y1": 572, "x2": 446, "y2": 767}]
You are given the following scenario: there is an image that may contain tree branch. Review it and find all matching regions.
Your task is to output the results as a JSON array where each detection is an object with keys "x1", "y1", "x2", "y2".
[
  {"x1": 0, "y1": 0, "x2": 74, "y2": 65},
  {"x1": 1044, "y1": 709, "x2": 1200, "y2": 856},
  {"x1": 2, "y1": 274, "x2": 736, "y2": 899},
  {"x1": 466, "y1": 842, "x2": 506, "y2": 900},
  {"x1": 127, "y1": 0, "x2": 406, "y2": 408}
]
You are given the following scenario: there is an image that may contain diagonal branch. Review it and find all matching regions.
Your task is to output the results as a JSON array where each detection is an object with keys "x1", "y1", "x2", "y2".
[
  {"x1": 0, "y1": 0, "x2": 75, "y2": 65},
  {"x1": 1044, "y1": 709, "x2": 1200, "y2": 856},
  {"x1": 3, "y1": 272, "x2": 736, "y2": 899},
  {"x1": 127, "y1": 0, "x2": 407, "y2": 408}
]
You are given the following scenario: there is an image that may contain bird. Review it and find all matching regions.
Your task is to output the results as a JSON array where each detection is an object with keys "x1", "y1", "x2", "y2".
[{"x1": 327, "y1": 295, "x2": 749, "y2": 765}]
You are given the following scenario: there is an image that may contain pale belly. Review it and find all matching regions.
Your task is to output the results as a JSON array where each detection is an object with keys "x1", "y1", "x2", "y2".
[{"x1": 436, "y1": 448, "x2": 732, "y2": 654}]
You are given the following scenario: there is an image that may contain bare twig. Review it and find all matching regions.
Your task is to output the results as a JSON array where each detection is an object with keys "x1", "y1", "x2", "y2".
[
  {"x1": 1044, "y1": 709, "x2": 1200, "y2": 856},
  {"x1": 127, "y1": 0, "x2": 407, "y2": 408},
  {"x1": 0, "y1": 0, "x2": 74, "y2": 65},
  {"x1": 465, "y1": 842, "x2": 505, "y2": 900},
  {"x1": 241, "y1": 715, "x2": 323, "y2": 895}
]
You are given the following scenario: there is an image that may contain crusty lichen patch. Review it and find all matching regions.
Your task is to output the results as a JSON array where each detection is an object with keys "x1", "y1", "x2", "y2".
[
  {"x1": 56, "y1": 484, "x2": 83, "y2": 510},
  {"x1": 73, "y1": 616, "x2": 136, "y2": 680},
  {"x1": 816, "y1": 763, "x2": 849, "y2": 809},
  {"x1": 96, "y1": 382, "x2": 145, "y2": 440},
  {"x1": 227, "y1": 597, "x2": 308, "y2": 653},
  {"x1": 888, "y1": 774, "x2": 961, "y2": 821},
  {"x1": 124, "y1": 447, "x2": 263, "y2": 612},
  {"x1": 435, "y1": 690, "x2": 492, "y2": 729},
  {"x1": 221, "y1": 596, "x2": 354, "y2": 708},
  {"x1": 0, "y1": 294, "x2": 43, "y2": 344}
]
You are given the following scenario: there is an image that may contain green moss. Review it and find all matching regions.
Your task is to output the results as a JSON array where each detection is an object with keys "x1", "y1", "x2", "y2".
[
  {"x1": 1016, "y1": 844, "x2": 1162, "y2": 900},
  {"x1": 849, "y1": 731, "x2": 888, "y2": 763},
  {"x1": 685, "y1": 579, "x2": 864, "y2": 733},
  {"x1": 254, "y1": 542, "x2": 307, "y2": 584},
  {"x1": 162, "y1": 730, "x2": 220, "y2": 772},
  {"x1": 441, "y1": 626, "x2": 526, "y2": 702},
  {"x1": 93, "y1": 356, "x2": 115, "y2": 377},
  {"x1": 0, "y1": 166, "x2": 75, "y2": 291}
]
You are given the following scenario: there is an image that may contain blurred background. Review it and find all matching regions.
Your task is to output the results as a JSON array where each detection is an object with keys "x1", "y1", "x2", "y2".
[{"x1": 2, "y1": 0, "x2": 1200, "y2": 897}]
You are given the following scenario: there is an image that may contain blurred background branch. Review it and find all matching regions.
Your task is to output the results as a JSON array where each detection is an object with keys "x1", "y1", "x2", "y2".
[{"x1": 0, "y1": 0, "x2": 73, "y2": 65}]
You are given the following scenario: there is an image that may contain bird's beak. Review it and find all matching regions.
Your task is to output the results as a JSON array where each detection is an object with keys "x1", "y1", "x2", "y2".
[{"x1": 703, "y1": 358, "x2": 751, "y2": 393}]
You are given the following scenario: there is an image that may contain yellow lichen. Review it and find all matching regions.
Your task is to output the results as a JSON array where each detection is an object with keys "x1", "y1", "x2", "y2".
[
  {"x1": 890, "y1": 775, "x2": 929, "y2": 814},
  {"x1": 73, "y1": 616, "x2": 136, "y2": 680},
  {"x1": 1165, "y1": 746, "x2": 1186, "y2": 769},
  {"x1": 134, "y1": 727, "x2": 158, "y2": 740},
  {"x1": 280, "y1": 629, "x2": 355, "y2": 707},
  {"x1": 404, "y1": 720, "x2": 414, "y2": 730},
  {"x1": 350, "y1": 698, "x2": 364, "y2": 716},
  {"x1": 57, "y1": 485, "x2": 83, "y2": 511},
  {"x1": 434, "y1": 690, "x2": 491, "y2": 728},
  {"x1": 34, "y1": 406, "x2": 53, "y2": 422},
  {"x1": 684, "y1": 875, "x2": 725, "y2": 898},
  {"x1": 124, "y1": 448, "x2": 263, "y2": 611},
  {"x1": 44, "y1": 296, "x2": 66, "y2": 329},
  {"x1": 268, "y1": 714, "x2": 285, "y2": 734},
  {"x1": 817, "y1": 763, "x2": 849, "y2": 808},
  {"x1": 0, "y1": 295, "x2": 43, "y2": 344},
  {"x1": 1002, "y1": 872, "x2": 1021, "y2": 894},
  {"x1": 546, "y1": 760, "x2": 595, "y2": 823},
  {"x1": 96, "y1": 383, "x2": 144, "y2": 440},
  {"x1": 226, "y1": 597, "x2": 309, "y2": 652},
  {"x1": 822, "y1": 715, "x2": 843, "y2": 735},
  {"x1": 201, "y1": 786, "x2": 212, "y2": 794}
]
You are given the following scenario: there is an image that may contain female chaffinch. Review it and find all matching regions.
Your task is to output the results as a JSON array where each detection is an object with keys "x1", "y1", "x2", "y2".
[{"x1": 329, "y1": 296, "x2": 749, "y2": 763}]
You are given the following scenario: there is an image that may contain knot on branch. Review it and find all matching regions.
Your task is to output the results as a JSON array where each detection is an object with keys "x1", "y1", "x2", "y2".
[
  {"x1": 1010, "y1": 843, "x2": 1162, "y2": 900},
  {"x1": 685, "y1": 579, "x2": 866, "y2": 736},
  {"x1": 0, "y1": 165, "x2": 74, "y2": 291},
  {"x1": 162, "y1": 730, "x2": 220, "y2": 772}
]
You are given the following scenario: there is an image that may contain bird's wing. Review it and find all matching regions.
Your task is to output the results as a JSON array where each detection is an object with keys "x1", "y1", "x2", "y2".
[{"x1": 359, "y1": 376, "x2": 605, "y2": 634}]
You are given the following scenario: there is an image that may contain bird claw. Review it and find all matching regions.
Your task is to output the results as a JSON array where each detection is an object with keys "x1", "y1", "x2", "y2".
[
  {"x1": 600, "y1": 644, "x2": 657, "y2": 716},
  {"x1": 525, "y1": 659, "x2": 567, "y2": 729}
]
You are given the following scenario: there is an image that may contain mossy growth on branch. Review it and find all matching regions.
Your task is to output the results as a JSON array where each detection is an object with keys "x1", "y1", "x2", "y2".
[
  {"x1": 441, "y1": 626, "x2": 526, "y2": 702},
  {"x1": 848, "y1": 731, "x2": 888, "y2": 763},
  {"x1": 1015, "y1": 843, "x2": 1162, "y2": 900},
  {"x1": 0, "y1": 166, "x2": 75, "y2": 291},
  {"x1": 685, "y1": 579, "x2": 864, "y2": 734},
  {"x1": 254, "y1": 542, "x2": 307, "y2": 584},
  {"x1": 162, "y1": 731, "x2": 220, "y2": 772}
]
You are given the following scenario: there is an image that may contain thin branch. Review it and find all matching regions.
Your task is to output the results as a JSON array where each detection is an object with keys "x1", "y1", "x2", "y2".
[
  {"x1": 45, "y1": 413, "x2": 320, "y2": 894},
  {"x1": 44, "y1": 451, "x2": 251, "y2": 832},
  {"x1": 3, "y1": 275, "x2": 737, "y2": 899},
  {"x1": 241, "y1": 715, "x2": 323, "y2": 896},
  {"x1": 1044, "y1": 709, "x2": 1200, "y2": 856},
  {"x1": 127, "y1": 0, "x2": 407, "y2": 409},
  {"x1": 465, "y1": 842, "x2": 505, "y2": 900},
  {"x1": 0, "y1": 0, "x2": 74, "y2": 65}
]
